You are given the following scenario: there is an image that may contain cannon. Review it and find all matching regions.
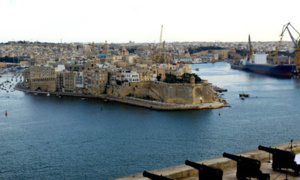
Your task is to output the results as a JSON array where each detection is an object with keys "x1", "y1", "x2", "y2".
[
  {"x1": 143, "y1": 171, "x2": 174, "y2": 180},
  {"x1": 223, "y1": 152, "x2": 270, "y2": 180},
  {"x1": 258, "y1": 145, "x2": 299, "y2": 176},
  {"x1": 185, "y1": 160, "x2": 223, "y2": 180}
]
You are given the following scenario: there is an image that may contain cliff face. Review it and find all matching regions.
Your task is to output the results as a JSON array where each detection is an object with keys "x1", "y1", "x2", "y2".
[{"x1": 106, "y1": 80, "x2": 215, "y2": 105}]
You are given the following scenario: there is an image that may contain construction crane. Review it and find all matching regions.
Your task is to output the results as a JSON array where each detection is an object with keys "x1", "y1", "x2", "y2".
[
  {"x1": 269, "y1": 47, "x2": 280, "y2": 64},
  {"x1": 158, "y1": 25, "x2": 164, "y2": 63},
  {"x1": 159, "y1": 25, "x2": 163, "y2": 49},
  {"x1": 247, "y1": 35, "x2": 254, "y2": 61},
  {"x1": 278, "y1": 22, "x2": 300, "y2": 69}
]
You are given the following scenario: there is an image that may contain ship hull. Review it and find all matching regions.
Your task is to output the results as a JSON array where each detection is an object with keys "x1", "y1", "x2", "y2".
[
  {"x1": 230, "y1": 63, "x2": 248, "y2": 70},
  {"x1": 230, "y1": 63, "x2": 296, "y2": 77},
  {"x1": 246, "y1": 64, "x2": 295, "y2": 77}
]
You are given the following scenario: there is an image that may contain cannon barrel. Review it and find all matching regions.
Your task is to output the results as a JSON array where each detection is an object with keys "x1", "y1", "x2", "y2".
[
  {"x1": 258, "y1": 145, "x2": 295, "y2": 157},
  {"x1": 185, "y1": 160, "x2": 210, "y2": 170},
  {"x1": 258, "y1": 145, "x2": 299, "y2": 176},
  {"x1": 223, "y1": 152, "x2": 255, "y2": 162},
  {"x1": 185, "y1": 160, "x2": 223, "y2": 180},
  {"x1": 258, "y1": 145, "x2": 279, "y2": 154},
  {"x1": 223, "y1": 152, "x2": 268, "y2": 180},
  {"x1": 143, "y1": 171, "x2": 174, "y2": 180}
]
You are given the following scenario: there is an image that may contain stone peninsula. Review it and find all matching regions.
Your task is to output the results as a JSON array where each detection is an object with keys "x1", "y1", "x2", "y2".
[{"x1": 2, "y1": 41, "x2": 227, "y2": 110}]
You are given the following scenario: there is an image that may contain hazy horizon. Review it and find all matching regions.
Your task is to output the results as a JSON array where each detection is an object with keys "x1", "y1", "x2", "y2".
[{"x1": 1, "y1": 0, "x2": 299, "y2": 43}]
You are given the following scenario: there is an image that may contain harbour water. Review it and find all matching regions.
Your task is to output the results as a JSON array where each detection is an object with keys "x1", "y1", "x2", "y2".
[{"x1": 0, "y1": 62, "x2": 299, "y2": 179}]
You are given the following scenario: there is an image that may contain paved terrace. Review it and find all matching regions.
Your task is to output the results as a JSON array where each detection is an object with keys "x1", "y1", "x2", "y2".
[{"x1": 113, "y1": 141, "x2": 300, "y2": 180}]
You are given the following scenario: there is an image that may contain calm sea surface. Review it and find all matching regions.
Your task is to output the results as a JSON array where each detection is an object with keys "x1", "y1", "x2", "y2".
[{"x1": 0, "y1": 62, "x2": 299, "y2": 179}]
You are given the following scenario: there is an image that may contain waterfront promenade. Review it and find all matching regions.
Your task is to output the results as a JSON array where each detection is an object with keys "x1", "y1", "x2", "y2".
[
  {"x1": 14, "y1": 83, "x2": 225, "y2": 111},
  {"x1": 114, "y1": 141, "x2": 300, "y2": 180}
]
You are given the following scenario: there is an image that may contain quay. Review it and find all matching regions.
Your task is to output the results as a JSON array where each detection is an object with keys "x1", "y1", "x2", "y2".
[
  {"x1": 113, "y1": 141, "x2": 300, "y2": 180},
  {"x1": 14, "y1": 83, "x2": 226, "y2": 111}
]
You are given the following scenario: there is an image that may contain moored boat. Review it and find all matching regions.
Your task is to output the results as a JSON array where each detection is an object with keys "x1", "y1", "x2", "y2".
[{"x1": 239, "y1": 93, "x2": 249, "y2": 97}]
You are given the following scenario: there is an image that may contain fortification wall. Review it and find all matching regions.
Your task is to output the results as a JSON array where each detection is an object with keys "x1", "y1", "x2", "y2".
[
  {"x1": 29, "y1": 81, "x2": 56, "y2": 92},
  {"x1": 106, "y1": 81, "x2": 215, "y2": 105}
]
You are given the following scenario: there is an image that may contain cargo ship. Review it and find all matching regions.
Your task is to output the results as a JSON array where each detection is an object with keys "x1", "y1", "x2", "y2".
[
  {"x1": 231, "y1": 51, "x2": 296, "y2": 77},
  {"x1": 245, "y1": 63, "x2": 296, "y2": 77},
  {"x1": 230, "y1": 35, "x2": 296, "y2": 77}
]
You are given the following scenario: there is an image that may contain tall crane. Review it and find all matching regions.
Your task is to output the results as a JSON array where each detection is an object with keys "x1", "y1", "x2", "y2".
[
  {"x1": 278, "y1": 22, "x2": 300, "y2": 69},
  {"x1": 158, "y1": 25, "x2": 164, "y2": 63},
  {"x1": 159, "y1": 25, "x2": 163, "y2": 49},
  {"x1": 247, "y1": 35, "x2": 254, "y2": 61}
]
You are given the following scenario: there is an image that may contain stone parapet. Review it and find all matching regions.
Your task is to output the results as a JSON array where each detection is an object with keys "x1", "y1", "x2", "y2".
[{"x1": 113, "y1": 141, "x2": 300, "y2": 180}]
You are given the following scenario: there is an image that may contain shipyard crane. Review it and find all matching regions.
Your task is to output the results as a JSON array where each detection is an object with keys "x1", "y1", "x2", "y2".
[
  {"x1": 269, "y1": 47, "x2": 280, "y2": 64},
  {"x1": 280, "y1": 22, "x2": 300, "y2": 48},
  {"x1": 278, "y1": 22, "x2": 300, "y2": 70},
  {"x1": 247, "y1": 35, "x2": 254, "y2": 61},
  {"x1": 158, "y1": 25, "x2": 164, "y2": 63},
  {"x1": 159, "y1": 25, "x2": 163, "y2": 49}
]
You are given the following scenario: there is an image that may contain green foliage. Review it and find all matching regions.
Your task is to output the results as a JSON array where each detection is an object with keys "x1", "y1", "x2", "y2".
[
  {"x1": 157, "y1": 73, "x2": 162, "y2": 81},
  {"x1": 188, "y1": 46, "x2": 223, "y2": 54},
  {"x1": 181, "y1": 73, "x2": 202, "y2": 83},
  {"x1": 164, "y1": 73, "x2": 177, "y2": 83},
  {"x1": 164, "y1": 73, "x2": 201, "y2": 83},
  {"x1": 193, "y1": 73, "x2": 202, "y2": 83}
]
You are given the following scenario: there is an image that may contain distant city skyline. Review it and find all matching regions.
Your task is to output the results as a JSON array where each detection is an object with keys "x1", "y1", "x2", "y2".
[{"x1": 1, "y1": 0, "x2": 299, "y2": 43}]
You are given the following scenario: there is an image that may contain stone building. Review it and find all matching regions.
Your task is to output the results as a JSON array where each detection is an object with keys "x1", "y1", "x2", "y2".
[
  {"x1": 63, "y1": 72, "x2": 76, "y2": 92},
  {"x1": 23, "y1": 66, "x2": 56, "y2": 92},
  {"x1": 121, "y1": 70, "x2": 140, "y2": 82},
  {"x1": 56, "y1": 72, "x2": 64, "y2": 92},
  {"x1": 84, "y1": 69, "x2": 108, "y2": 95}
]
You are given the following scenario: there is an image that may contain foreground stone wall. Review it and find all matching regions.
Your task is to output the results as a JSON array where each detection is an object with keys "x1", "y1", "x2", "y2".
[{"x1": 113, "y1": 141, "x2": 300, "y2": 180}]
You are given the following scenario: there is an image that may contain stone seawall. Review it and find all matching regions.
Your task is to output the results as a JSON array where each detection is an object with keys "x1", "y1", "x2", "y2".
[
  {"x1": 113, "y1": 141, "x2": 300, "y2": 180},
  {"x1": 106, "y1": 96, "x2": 224, "y2": 110},
  {"x1": 14, "y1": 83, "x2": 225, "y2": 111}
]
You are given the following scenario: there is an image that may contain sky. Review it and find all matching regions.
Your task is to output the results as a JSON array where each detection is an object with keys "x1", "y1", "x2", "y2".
[{"x1": 0, "y1": 0, "x2": 299, "y2": 43}]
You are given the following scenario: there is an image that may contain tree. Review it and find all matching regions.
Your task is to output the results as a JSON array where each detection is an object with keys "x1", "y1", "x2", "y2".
[
  {"x1": 181, "y1": 73, "x2": 201, "y2": 83},
  {"x1": 157, "y1": 73, "x2": 162, "y2": 81},
  {"x1": 164, "y1": 73, "x2": 177, "y2": 83}
]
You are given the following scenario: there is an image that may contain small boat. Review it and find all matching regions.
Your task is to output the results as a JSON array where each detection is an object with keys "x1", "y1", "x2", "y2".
[
  {"x1": 239, "y1": 93, "x2": 249, "y2": 97},
  {"x1": 81, "y1": 98, "x2": 86, "y2": 100},
  {"x1": 47, "y1": 93, "x2": 50, "y2": 97},
  {"x1": 195, "y1": 68, "x2": 199, "y2": 71}
]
